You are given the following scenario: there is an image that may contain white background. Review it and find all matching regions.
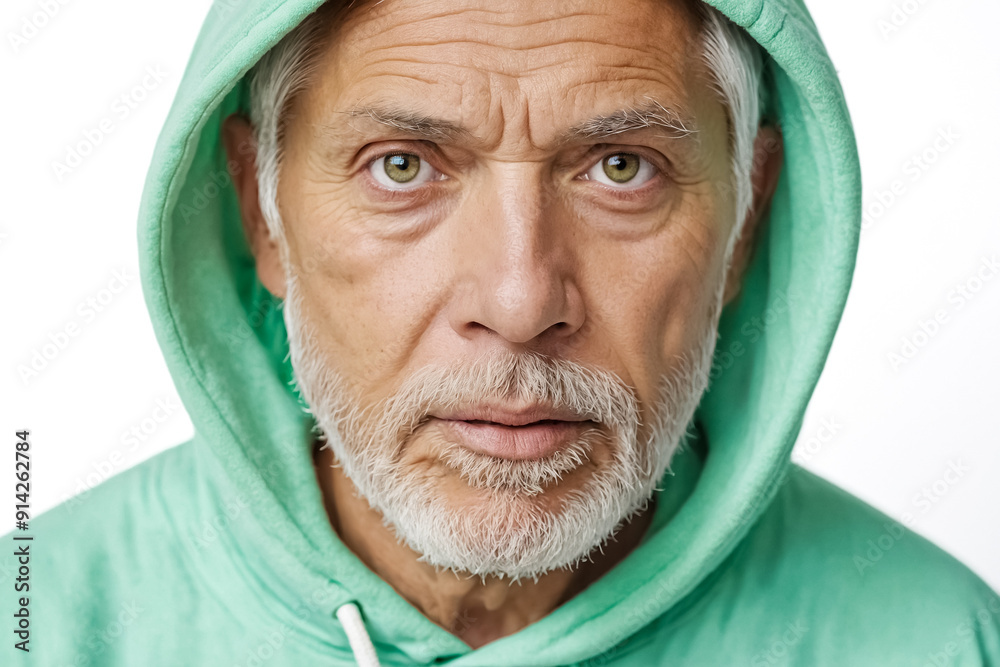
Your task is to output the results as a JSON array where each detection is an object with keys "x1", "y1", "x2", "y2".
[{"x1": 2, "y1": 0, "x2": 998, "y2": 590}]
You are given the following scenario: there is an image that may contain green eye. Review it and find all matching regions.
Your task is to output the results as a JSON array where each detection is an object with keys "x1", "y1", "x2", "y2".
[
  {"x1": 384, "y1": 154, "x2": 421, "y2": 183},
  {"x1": 602, "y1": 154, "x2": 641, "y2": 183}
]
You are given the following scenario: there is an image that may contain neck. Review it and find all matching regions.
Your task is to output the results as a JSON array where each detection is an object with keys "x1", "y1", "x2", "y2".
[{"x1": 313, "y1": 443, "x2": 654, "y2": 648}]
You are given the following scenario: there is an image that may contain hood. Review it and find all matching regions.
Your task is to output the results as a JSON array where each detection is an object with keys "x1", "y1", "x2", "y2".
[{"x1": 138, "y1": 0, "x2": 860, "y2": 664}]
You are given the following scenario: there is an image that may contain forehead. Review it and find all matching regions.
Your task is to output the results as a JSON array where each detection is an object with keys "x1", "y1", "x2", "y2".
[{"x1": 298, "y1": 0, "x2": 714, "y2": 151}]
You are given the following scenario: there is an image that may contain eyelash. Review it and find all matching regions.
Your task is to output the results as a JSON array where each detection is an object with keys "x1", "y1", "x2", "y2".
[
  {"x1": 578, "y1": 151, "x2": 663, "y2": 193},
  {"x1": 359, "y1": 146, "x2": 667, "y2": 199},
  {"x1": 360, "y1": 146, "x2": 447, "y2": 193}
]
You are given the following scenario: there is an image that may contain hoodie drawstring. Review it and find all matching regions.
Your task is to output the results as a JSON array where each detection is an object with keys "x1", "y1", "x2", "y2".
[{"x1": 336, "y1": 602, "x2": 382, "y2": 667}]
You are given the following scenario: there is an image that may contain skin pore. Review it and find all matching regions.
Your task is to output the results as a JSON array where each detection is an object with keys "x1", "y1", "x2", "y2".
[{"x1": 223, "y1": 0, "x2": 782, "y2": 649}]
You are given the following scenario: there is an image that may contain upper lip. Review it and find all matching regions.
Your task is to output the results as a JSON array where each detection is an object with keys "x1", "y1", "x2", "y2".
[{"x1": 431, "y1": 403, "x2": 592, "y2": 426}]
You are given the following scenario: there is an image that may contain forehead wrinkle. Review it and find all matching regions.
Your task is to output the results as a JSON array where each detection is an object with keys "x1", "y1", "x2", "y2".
[
  {"x1": 313, "y1": 92, "x2": 702, "y2": 159},
  {"x1": 380, "y1": 7, "x2": 609, "y2": 30},
  {"x1": 353, "y1": 4, "x2": 639, "y2": 47}
]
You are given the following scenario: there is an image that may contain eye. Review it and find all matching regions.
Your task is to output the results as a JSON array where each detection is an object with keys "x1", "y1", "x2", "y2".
[
  {"x1": 369, "y1": 153, "x2": 442, "y2": 189},
  {"x1": 582, "y1": 153, "x2": 657, "y2": 189}
]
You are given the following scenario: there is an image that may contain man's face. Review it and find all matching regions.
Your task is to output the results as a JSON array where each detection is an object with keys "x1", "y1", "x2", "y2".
[{"x1": 253, "y1": 0, "x2": 741, "y2": 577}]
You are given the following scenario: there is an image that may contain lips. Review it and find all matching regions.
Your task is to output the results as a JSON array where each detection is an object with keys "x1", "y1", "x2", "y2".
[{"x1": 430, "y1": 404, "x2": 596, "y2": 461}]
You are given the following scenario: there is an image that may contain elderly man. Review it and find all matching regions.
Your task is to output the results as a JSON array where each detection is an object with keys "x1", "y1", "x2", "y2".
[{"x1": 8, "y1": 0, "x2": 999, "y2": 665}]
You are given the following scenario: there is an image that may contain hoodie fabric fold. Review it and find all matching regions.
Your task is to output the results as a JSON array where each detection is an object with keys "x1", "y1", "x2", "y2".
[{"x1": 6, "y1": 0, "x2": 999, "y2": 665}]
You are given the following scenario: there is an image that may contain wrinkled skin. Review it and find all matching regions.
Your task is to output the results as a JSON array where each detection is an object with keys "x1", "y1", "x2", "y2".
[{"x1": 224, "y1": 0, "x2": 782, "y2": 648}]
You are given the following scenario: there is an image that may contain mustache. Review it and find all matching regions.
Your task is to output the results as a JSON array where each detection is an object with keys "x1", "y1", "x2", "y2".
[
  {"x1": 338, "y1": 348, "x2": 643, "y2": 461},
  {"x1": 285, "y1": 273, "x2": 714, "y2": 577}
]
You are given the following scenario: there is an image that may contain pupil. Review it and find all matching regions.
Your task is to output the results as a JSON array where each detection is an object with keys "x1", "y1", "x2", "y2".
[
  {"x1": 603, "y1": 154, "x2": 639, "y2": 183},
  {"x1": 384, "y1": 153, "x2": 420, "y2": 183}
]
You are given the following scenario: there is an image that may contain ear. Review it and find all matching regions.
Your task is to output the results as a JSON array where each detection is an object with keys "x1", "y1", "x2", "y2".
[
  {"x1": 722, "y1": 124, "x2": 784, "y2": 305},
  {"x1": 221, "y1": 113, "x2": 288, "y2": 299}
]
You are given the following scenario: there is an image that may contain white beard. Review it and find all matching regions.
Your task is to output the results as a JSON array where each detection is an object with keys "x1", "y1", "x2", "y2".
[{"x1": 284, "y1": 274, "x2": 722, "y2": 581}]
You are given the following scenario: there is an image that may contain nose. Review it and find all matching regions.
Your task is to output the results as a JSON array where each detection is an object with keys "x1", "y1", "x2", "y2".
[{"x1": 448, "y1": 167, "x2": 586, "y2": 346}]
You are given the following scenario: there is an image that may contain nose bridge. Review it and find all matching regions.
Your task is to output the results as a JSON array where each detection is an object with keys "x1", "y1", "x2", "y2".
[
  {"x1": 455, "y1": 164, "x2": 584, "y2": 345},
  {"x1": 497, "y1": 168, "x2": 546, "y2": 271},
  {"x1": 495, "y1": 174, "x2": 549, "y2": 312}
]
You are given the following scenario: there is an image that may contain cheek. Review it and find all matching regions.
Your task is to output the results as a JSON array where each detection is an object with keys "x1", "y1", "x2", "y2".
[
  {"x1": 656, "y1": 217, "x2": 729, "y2": 347},
  {"x1": 587, "y1": 209, "x2": 726, "y2": 397},
  {"x1": 281, "y1": 194, "x2": 448, "y2": 400}
]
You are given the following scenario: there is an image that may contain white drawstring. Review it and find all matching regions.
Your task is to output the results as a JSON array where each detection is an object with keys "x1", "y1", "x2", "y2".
[{"x1": 335, "y1": 602, "x2": 382, "y2": 667}]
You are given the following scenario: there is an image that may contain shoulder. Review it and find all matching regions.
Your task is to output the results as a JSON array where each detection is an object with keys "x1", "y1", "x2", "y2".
[
  {"x1": 725, "y1": 464, "x2": 1000, "y2": 664},
  {"x1": 26, "y1": 438, "x2": 199, "y2": 560},
  {"x1": 1, "y1": 441, "x2": 208, "y2": 663},
  {"x1": 763, "y1": 465, "x2": 987, "y2": 587},
  {"x1": 3, "y1": 438, "x2": 202, "y2": 582}
]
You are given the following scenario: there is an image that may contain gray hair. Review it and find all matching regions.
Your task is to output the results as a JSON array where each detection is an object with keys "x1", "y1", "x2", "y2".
[{"x1": 247, "y1": 2, "x2": 768, "y2": 256}]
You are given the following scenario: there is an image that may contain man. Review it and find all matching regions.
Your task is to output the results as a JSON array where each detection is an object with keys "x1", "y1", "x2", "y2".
[{"x1": 6, "y1": 0, "x2": 998, "y2": 665}]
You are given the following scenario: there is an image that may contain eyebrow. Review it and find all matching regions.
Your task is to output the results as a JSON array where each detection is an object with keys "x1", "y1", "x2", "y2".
[
  {"x1": 337, "y1": 105, "x2": 471, "y2": 142},
  {"x1": 566, "y1": 99, "x2": 699, "y2": 142},
  {"x1": 328, "y1": 97, "x2": 699, "y2": 147}
]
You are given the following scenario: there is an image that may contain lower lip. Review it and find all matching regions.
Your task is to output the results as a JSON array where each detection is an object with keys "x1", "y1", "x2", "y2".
[{"x1": 436, "y1": 418, "x2": 594, "y2": 461}]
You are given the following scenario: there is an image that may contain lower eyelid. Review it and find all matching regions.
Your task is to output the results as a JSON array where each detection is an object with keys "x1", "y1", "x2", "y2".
[{"x1": 363, "y1": 169, "x2": 450, "y2": 202}]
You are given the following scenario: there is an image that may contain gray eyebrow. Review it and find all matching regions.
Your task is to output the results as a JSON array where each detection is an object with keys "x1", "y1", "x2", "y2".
[
  {"x1": 329, "y1": 98, "x2": 698, "y2": 146},
  {"x1": 566, "y1": 99, "x2": 699, "y2": 141},
  {"x1": 339, "y1": 105, "x2": 471, "y2": 141}
]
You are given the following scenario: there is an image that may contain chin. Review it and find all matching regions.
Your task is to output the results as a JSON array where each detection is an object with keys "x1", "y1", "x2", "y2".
[{"x1": 365, "y1": 425, "x2": 658, "y2": 580}]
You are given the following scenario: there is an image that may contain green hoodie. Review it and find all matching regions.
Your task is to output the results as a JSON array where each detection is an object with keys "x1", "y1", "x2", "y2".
[{"x1": 6, "y1": 0, "x2": 999, "y2": 665}]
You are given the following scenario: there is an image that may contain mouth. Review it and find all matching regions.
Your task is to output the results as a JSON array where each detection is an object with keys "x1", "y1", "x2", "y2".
[{"x1": 429, "y1": 404, "x2": 598, "y2": 460}]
